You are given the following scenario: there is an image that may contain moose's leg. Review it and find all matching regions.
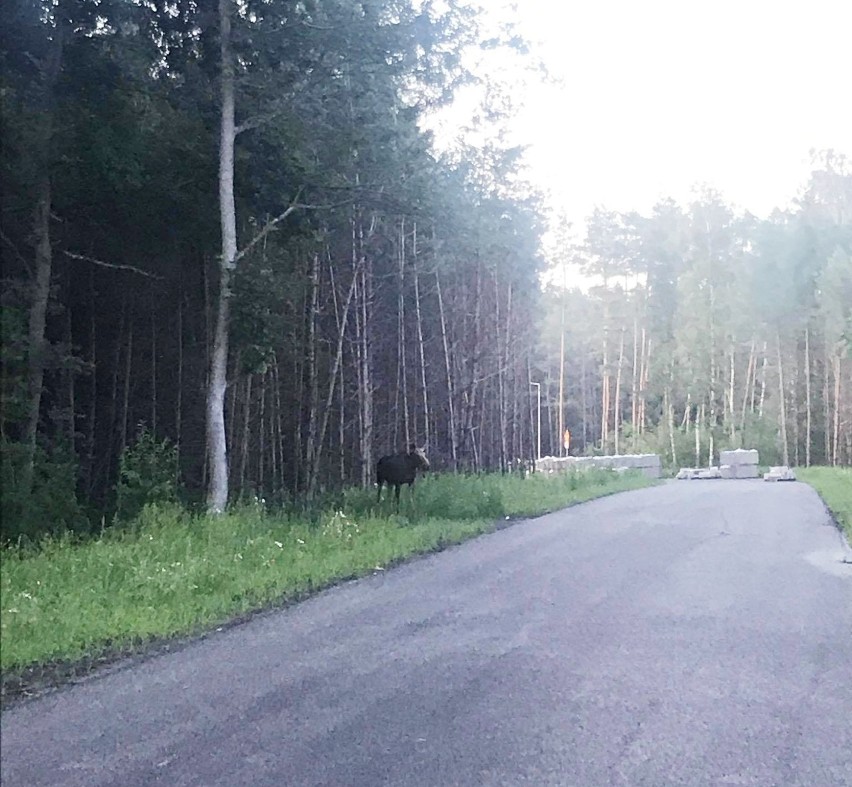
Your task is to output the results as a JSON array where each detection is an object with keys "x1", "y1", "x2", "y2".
[
  {"x1": 394, "y1": 483, "x2": 401, "y2": 512},
  {"x1": 377, "y1": 481, "x2": 383, "y2": 504}
]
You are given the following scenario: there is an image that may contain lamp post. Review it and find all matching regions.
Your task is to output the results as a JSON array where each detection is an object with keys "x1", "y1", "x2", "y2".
[{"x1": 529, "y1": 381, "x2": 541, "y2": 462}]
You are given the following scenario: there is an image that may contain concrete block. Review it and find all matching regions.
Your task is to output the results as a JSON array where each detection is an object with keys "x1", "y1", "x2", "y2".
[
  {"x1": 720, "y1": 448, "x2": 759, "y2": 466},
  {"x1": 764, "y1": 465, "x2": 796, "y2": 482},
  {"x1": 721, "y1": 464, "x2": 759, "y2": 479},
  {"x1": 734, "y1": 464, "x2": 759, "y2": 479},
  {"x1": 697, "y1": 467, "x2": 722, "y2": 479}
]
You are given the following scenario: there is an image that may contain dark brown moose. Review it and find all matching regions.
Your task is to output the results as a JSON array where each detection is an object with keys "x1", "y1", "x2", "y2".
[{"x1": 376, "y1": 444, "x2": 430, "y2": 509}]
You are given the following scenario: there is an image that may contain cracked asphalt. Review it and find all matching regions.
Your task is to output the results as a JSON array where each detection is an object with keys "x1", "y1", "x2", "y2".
[{"x1": 2, "y1": 480, "x2": 851, "y2": 786}]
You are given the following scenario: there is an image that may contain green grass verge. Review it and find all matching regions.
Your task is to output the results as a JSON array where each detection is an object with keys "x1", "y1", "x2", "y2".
[
  {"x1": 797, "y1": 466, "x2": 852, "y2": 540},
  {"x1": 1, "y1": 470, "x2": 654, "y2": 673}
]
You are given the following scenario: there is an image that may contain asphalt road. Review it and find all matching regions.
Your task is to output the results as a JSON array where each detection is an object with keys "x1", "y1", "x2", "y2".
[{"x1": 2, "y1": 481, "x2": 851, "y2": 787}]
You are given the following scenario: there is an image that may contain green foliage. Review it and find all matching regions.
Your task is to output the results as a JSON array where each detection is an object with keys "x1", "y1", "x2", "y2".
[
  {"x1": 0, "y1": 471, "x2": 653, "y2": 672},
  {"x1": 0, "y1": 440, "x2": 85, "y2": 543},
  {"x1": 115, "y1": 427, "x2": 179, "y2": 522}
]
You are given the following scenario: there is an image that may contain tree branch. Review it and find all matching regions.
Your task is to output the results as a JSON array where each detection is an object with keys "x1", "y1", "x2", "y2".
[
  {"x1": 233, "y1": 190, "x2": 354, "y2": 264},
  {"x1": 63, "y1": 251, "x2": 161, "y2": 279}
]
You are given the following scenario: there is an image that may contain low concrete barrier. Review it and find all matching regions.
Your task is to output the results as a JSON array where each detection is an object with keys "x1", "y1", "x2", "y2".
[{"x1": 536, "y1": 454, "x2": 662, "y2": 479}]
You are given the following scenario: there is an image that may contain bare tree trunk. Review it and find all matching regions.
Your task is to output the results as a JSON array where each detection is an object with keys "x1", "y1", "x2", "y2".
[
  {"x1": 272, "y1": 354, "x2": 286, "y2": 496},
  {"x1": 614, "y1": 326, "x2": 625, "y2": 454},
  {"x1": 694, "y1": 403, "x2": 701, "y2": 468},
  {"x1": 258, "y1": 376, "x2": 267, "y2": 497},
  {"x1": 631, "y1": 317, "x2": 638, "y2": 450},
  {"x1": 397, "y1": 218, "x2": 411, "y2": 446},
  {"x1": 269, "y1": 371, "x2": 279, "y2": 500},
  {"x1": 728, "y1": 341, "x2": 735, "y2": 442},
  {"x1": 150, "y1": 289, "x2": 157, "y2": 434},
  {"x1": 412, "y1": 227, "x2": 430, "y2": 451},
  {"x1": 461, "y1": 259, "x2": 484, "y2": 469},
  {"x1": 64, "y1": 306, "x2": 75, "y2": 447},
  {"x1": 85, "y1": 272, "x2": 97, "y2": 495},
  {"x1": 666, "y1": 386, "x2": 676, "y2": 467},
  {"x1": 832, "y1": 355, "x2": 841, "y2": 466},
  {"x1": 206, "y1": 0, "x2": 237, "y2": 513},
  {"x1": 238, "y1": 375, "x2": 252, "y2": 498},
  {"x1": 120, "y1": 322, "x2": 133, "y2": 462},
  {"x1": 758, "y1": 342, "x2": 768, "y2": 418},
  {"x1": 823, "y1": 337, "x2": 831, "y2": 464},
  {"x1": 777, "y1": 333, "x2": 789, "y2": 466},
  {"x1": 304, "y1": 253, "x2": 320, "y2": 491},
  {"x1": 106, "y1": 301, "x2": 124, "y2": 490},
  {"x1": 740, "y1": 338, "x2": 756, "y2": 434},
  {"x1": 499, "y1": 281, "x2": 513, "y2": 470},
  {"x1": 307, "y1": 259, "x2": 358, "y2": 499},
  {"x1": 804, "y1": 326, "x2": 811, "y2": 466},
  {"x1": 436, "y1": 269, "x2": 457, "y2": 470},
  {"x1": 175, "y1": 298, "x2": 183, "y2": 475},
  {"x1": 601, "y1": 325, "x2": 610, "y2": 450},
  {"x1": 21, "y1": 27, "x2": 64, "y2": 495},
  {"x1": 581, "y1": 350, "x2": 588, "y2": 449},
  {"x1": 558, "y1": 290, "x2": 566, "y2": 457},
  {"x1": 356, "y1": 214, "x2": 374, "y2": 489},
  {"x1": 641, "y1": 335, "x2": 651, "y2": 434},
  {"x1": 22, "y1": 178, "x2": 54, "y2": 494}
]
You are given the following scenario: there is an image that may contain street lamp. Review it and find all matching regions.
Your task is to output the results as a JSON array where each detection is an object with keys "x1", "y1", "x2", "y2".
[{"x1": 529, "y1": 381, "x2": 541, "y2": 462}]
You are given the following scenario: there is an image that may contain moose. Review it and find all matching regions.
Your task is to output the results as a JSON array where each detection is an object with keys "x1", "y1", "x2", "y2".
[{"x1": 376, "y1": 443, "x2": 430, "y2": 509}]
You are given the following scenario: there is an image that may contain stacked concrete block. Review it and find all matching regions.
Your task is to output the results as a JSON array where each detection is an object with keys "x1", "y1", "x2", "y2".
[
  {"x1": 764, "y1": 465, "x2": 796, "y2": 482},
  {"x1": 719, "y1": 448, "x2": 760, "y2": 479}
]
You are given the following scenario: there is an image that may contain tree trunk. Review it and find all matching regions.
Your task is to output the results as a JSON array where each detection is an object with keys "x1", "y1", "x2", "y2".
[
  {"x1": 120, "y1": 321, "x2": 133, "y2": 462},
  {"x1": 600, "y1": 325, "x2": 610, "y2": 450},
  {"x1": 303, "y1": 253, "x2": 320, "y2": 491},
  {"x1": 307, "y1": 258, "x2": 359, "y2": 499},
  {"x1": 22, "y1": 178, "x2": 54, "y2": 494},
  {"x1": 238, "y1": 375, "x2": 252, "y2": 498},
  {"x1": 832, "y1": 355, "x2": 841, "y2": 466},
  {"x1": 258, "y1": 376, "x2": 267, "y2": 497},
  {"x1": 804, "y1": 326, "x2": 811, "y2": 467},
  {"x1": 776, "y1": 333, "x2": 789, "y2": 466},
  {"x1": 21, "y1": 27, "x2": 64, "y2": 495},
  {"x1": 397, "y1": 218, "x2": 410, "y2": 446},
  {"x1": 175, "y1": 297, "x2": 183, "y2": 475},
  {"x1": 206, "y1": 0, "x2": 237, "y2": 513},
  {"x1": 412, "y1": 227, "x2": 430, "y2": 451},
  {"x1": 150, "y1": 289, "x2": 157, "y2": 434},
  {"x1": 558, "y1": 290, "x2": 566, "y2": 457},
  {"x1": 436, "y1": 269, "x2": 458, "y2": 470},
  {"x1": 613, "y1": 326, "x2": 625, "y2": 454},
  {"x1": 740, "y1": 338, "x2": 755, "y2": 434},
  {"x1": 85, "y1": 272, "x2": 98, "y2": 496},
  {"x1": 630, "y1": 317, "x2": 638, "y2": 449}
]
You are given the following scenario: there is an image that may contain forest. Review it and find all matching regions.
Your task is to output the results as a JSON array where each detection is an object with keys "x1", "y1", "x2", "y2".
[{"x1": 2, "y1": 0, "x2": 851, "y2": 542}]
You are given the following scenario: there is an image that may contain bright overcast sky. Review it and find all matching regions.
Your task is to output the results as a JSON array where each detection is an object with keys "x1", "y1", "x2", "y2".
[{"x1": 430, "y1": 0, "x2": 852, "y2": 240}]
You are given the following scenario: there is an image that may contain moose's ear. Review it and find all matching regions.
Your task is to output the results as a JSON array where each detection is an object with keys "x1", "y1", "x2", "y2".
[{"x1": 408, "y1": 443, "x2": 417, "y2": 452}]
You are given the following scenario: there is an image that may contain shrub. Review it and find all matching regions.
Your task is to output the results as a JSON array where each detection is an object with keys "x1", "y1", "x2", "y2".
[
  {"x1": 0, "y1": 439, "x2": 85, "y2": 543},
  {"x1": 115, "y1": 427, "x2": 179, "y2": 522}
]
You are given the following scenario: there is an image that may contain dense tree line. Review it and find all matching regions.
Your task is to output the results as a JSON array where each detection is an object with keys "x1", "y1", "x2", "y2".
[
  {"x1": 536, "y1": 152, "x2": 852, "y2": 470},
  {"x1": 1, "y1": 0, "x2": 546, "y2": 537},
  {"x1": 2, "y1": 1, "x2": 849, "y2": 543}
]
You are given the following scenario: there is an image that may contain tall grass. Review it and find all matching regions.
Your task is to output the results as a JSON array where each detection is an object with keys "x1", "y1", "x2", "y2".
[
  {"x1": 798, "y1": 466, "x2": 852, "y2": 540},
  {"x1": 1, "y1": 469, "x2": 653, "y2": 673}
]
